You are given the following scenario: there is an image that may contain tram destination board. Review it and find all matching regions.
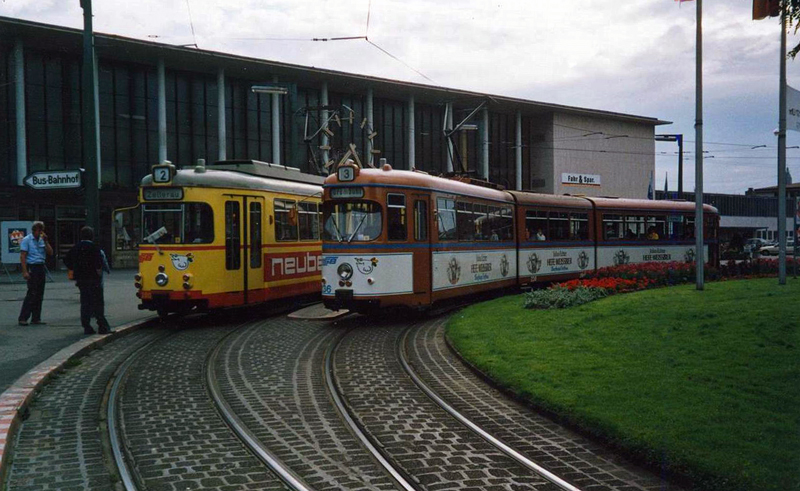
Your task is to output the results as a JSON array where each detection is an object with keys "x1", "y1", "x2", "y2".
[
  {"x1": 142, "y1": 187, "x2": 184, "y2": 201},
  {"x1": 330, "y1": 187, "x2": 364, "y2": 199},
  {"x1": 23, "y1": 170, "x2": 82, "y2": 190}
]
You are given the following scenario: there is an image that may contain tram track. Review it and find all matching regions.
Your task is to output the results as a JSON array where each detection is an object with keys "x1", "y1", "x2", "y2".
[{"x1": 397, "y1": 325, "x2": 581, "y2": 491}]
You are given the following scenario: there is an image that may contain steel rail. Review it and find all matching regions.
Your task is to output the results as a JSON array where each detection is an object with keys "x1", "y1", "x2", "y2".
[
  {"x1": 398, "y1": 326, "x2": 583, "y2": 491},
  {"x1": 324, "y1": 329, "x2": 419, "y2": 491},
  {"x1": 205, "y1": 321, "x2": 313, "y2": 491},
  {"x1": 107, "y1": 332, "x2": 173, "y2": 491}
]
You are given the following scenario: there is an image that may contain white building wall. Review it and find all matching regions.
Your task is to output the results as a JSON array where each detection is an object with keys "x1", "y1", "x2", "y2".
[{"x1": 550, "y1": 113, "x2": 655, "y2": 199}]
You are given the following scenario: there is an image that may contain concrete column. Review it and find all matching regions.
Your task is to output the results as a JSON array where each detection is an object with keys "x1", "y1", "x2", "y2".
[
  {"x1": 157, "y1": 59, "x2": 167, "y2": 163},
  {"x1": 93, "y1": 52, "x2": 101, "y2": 186},
  {"x1": 445, "y1": 102, "x2": 454, "y2": 173},
  {"x1": 271, "y1": 75, "x2": 281, "y2": 165},
  {"x1": 366, "y1": 87, "x2": 374, "y2": 166},
  {"x1": 481, "y1": 106, "x2": 489, "y2": 180},
  {"x1": 407, "y1": 95, "x2": 415, "y2": 170},
  {"x1": 13, "y1": 40, "x2": 26, "y2": 186},
  {"x1": 218, "y1": 68, "x2": 226, "y2": 161},
  {"x1": 321, "y1": 81, "x2": 329, "y2": 165},
  {"x1": 515, "y1": 110, "x2": 522, "y2": 190}
]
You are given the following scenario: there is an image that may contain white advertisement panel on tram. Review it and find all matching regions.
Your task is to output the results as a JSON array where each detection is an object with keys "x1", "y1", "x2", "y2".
[
  {"x1": 518, "y1": 247, "x2": 594, "y2": 279},
  {"x1": 432, "y1": 249, "x2": 517, "y2": 291}
]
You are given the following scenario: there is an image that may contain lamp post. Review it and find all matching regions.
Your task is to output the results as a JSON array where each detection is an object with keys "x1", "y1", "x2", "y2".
[{"x1": 655, "y1": 134, "x2": 684, "y2": 197}]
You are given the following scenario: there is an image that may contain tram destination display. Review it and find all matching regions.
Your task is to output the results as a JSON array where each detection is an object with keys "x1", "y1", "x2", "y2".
[{"x1": 143, "y1": 187, "x2": 184, "y2": 201}]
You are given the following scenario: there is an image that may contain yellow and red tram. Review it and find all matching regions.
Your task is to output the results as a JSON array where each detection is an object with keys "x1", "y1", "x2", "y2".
[
  {"x1": 321, "y1": 161, "x2": 719, "y2": 313},
  {"x1": 135, "y1": 160, "x2": 324, "y2": 316}
]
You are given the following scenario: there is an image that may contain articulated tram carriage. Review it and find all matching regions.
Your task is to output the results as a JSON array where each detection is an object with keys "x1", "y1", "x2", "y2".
[
  {"x1": 135, "y1": 160, "x2": 325, "y2": 316},
  {"x1": 321, "y1": 160, "x2": 719, "y2": 313}
]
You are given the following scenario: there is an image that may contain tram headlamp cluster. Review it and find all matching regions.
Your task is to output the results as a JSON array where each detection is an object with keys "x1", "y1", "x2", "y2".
[
  {"x1": 155, "y1": 272, "x2": 169, "y2": 287},
  {"x1": 158, "y1": 265, "x2": 166, "y2": 273},
  {"x1": 337, "y1": 263, "x2": 353, "y2": 281},
  {"x1": 134, "y1": 274, "x2": 143, "y2": 290},
  {"x1": 182, "y1": 273, "x2": 192, "y2": 290}
]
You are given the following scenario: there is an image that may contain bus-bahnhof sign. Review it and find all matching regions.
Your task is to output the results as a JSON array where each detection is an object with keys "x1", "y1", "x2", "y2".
[{"x1": 23, "y1": 170, "x2": 82, "y2": 190}]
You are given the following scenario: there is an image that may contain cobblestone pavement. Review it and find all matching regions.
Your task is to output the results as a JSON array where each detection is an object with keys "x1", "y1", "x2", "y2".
[
  {"x1": 5, "y1": 328, "x2": 165, "y2": 491},
  {"x1": 216, "y1": 317, "x2": 397, "y2": 491},
  {"x1": 119, "y1": 321, "x2": 290, "y2": 491},
  {"x1": 333, "y1": 315, "x2": 560, "y2": 491},
  {"x1": 407, "y1": 317, "x2": 685, "y2": 491}
]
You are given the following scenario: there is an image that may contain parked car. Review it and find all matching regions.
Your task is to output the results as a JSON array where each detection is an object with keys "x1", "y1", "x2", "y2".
[
  {"x1": 744, "y1": 238, "x2": 771, "y2": 254},
  {"x1": 759, "y1": 241, "x2": 796, "y2": 256}
]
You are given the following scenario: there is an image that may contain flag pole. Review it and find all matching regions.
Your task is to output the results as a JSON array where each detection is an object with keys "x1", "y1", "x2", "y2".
[
  {"x1": 695, "y1": 0, "x2": 705, "y2": 290},
  {"x1": 778, "y1": 6, "x2": 787, "y2": 285}
]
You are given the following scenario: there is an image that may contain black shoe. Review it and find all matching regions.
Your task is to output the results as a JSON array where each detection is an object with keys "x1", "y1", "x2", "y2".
[
  {"x1": 84, "y1": 328, "x2": 96, "y2": 335},
  {"x1": 18, "y1": 320, "x2": 28, "y2": 326},
  {"x1": 31, "y1": 320, "x2": 46, "y2": 325},
  {"x1": 98, "y1": 329, "x2": 114, "y2": 335}
]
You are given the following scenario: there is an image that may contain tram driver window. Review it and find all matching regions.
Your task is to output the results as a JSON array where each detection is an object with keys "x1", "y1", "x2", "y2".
[{"x1": 387, "y1": 194, "x2": 407, "y2": 241}]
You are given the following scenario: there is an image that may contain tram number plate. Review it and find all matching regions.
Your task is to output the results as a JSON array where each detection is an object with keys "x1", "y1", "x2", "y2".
[
  {"x1": 330, "y1": 187, "x2": 364, "y2": 199},
  {"x1": 143, "y1": 187, "x2": 184, "y2": 201}
]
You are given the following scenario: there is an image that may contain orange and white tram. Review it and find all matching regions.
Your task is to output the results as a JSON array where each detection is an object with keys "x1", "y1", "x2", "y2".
[
  {"x1": 135, "y1": 160, "x2": 324, "y2": 316},
  {"x1": 321, "y1": 161, "x2": 719, "y2": 313}
]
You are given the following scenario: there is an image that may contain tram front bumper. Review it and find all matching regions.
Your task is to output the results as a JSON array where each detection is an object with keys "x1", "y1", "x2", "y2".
[{"x1": 324, "y1": 289, "x2": 380, "y2": 313}]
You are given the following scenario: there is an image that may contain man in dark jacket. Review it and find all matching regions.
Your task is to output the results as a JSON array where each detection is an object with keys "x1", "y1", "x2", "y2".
[{"x1": 63, "y1": 226, "x2": 112, "y2": 335}]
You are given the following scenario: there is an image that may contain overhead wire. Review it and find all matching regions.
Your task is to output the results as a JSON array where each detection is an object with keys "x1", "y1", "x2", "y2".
[{"x1": 185, "y1": 0, "x2": 199, "y2": 48}]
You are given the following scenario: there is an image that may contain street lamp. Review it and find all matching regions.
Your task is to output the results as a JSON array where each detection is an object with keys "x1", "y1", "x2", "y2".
[{"x1": 655, "y1": 134, "x2": 684, "y2": 196}]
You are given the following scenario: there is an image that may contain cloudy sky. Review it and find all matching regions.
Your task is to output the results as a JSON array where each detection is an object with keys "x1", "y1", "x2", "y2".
[{"x1": 3, "y1": 0, "x2": 800, "y2": 194}]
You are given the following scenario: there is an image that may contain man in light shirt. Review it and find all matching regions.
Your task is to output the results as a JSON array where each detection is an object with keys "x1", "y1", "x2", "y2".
[{"x1": 18, "y1": 221, "x2": 53, "y2": 326}]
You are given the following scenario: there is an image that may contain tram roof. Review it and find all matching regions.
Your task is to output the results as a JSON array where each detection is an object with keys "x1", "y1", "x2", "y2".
[
  {"x1": 508, "y1": 191, "x2": 593, "y2": 209},
  {"x1": 585, "y1": 196, "x2": 719, "y2": 214},
  {"x1": 141, "y1": 166, "x2": 323, "y2": 197},
  {"x1": 325, "y1": 167, "x2": 513, "y2": 202}
]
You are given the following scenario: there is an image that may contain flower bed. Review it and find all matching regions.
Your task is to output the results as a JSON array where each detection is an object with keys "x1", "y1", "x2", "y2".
[{"x1": 525, "y1": 258, "x2": 800, "y2": 309}]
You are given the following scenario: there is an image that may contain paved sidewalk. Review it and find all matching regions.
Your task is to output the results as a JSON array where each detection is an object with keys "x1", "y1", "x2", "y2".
[{"x1": 0, "y1": 268, "x2": 153, "y2": 392}]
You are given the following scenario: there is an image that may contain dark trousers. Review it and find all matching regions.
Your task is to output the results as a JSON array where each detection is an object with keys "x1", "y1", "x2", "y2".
[
  {"x1": 78, "y1": 280, "x2": 109, "y2": 331},
  {"x1": 19, "y1": 264, "x2": 46, "y2": 322}
]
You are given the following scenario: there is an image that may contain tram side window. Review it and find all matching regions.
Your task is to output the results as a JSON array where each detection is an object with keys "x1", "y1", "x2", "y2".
[
  {"x1": 667, "y1": 215, "x2": 683, "y2": 239},
  {"x1": 705, "y1": 216, "x2": 717, "y2": 239},
  {"x1": 437, "y1": 198, "x2": 456, "y2": 240},
  {"x1": 549, "y1": 211, "x2": 570, "y2": 240},
  {"x1": 225, "y1": 201, "x2": 241, "y2": 271},
  {"x1": 603, "y1": 214, "x2": 624, "y2": 240},
  {"x1": 414, "y1": 200, "x2": 428, "y2": 241},
  {"x1": 570, "y1": 213, "x2": 589, "y2": 240},
  {"x1": 387, "y1": 194, "x2": 407, "y2": 241},
  {"x1": 456, "y1": 201, "x2": 475, "y2": 241},
  {"x1": 497, "y1": 206, "x2": 514, "y2": 241},
  {"x1": 299, "y1": 202, "x2": 320, "y2": 240},
  {"x1": 625, "y1": 215, "x2": 645, "y2": 239},
  {"x1": 274, "y1": 199, "x2": 298, "y2": 241},
  {"x1": 526, "y1": 210, "x2": 548, "y2": 241},
  {"x1": 646, "y1": 215, "x2": 665, "y2": 240},
  {"x1": 472, "y1": 204, "x2": 488, "y2": 240},
  {"x1": 684, "y1": 217, "x2": 695, "y2": 239},
  {"x1": 250, "y1": 202, "x2": 262, "y2": 268}
]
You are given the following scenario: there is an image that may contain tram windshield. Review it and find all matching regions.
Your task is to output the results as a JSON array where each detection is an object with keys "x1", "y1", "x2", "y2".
[
  {"x1": 142, "y1": 203, "x2": 214, "y2": 244},
  {"x1": 323, "y1": 201, "x2": 382, "y2": 242}
]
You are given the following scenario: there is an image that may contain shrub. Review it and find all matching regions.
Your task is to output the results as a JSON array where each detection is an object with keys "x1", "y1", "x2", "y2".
[{"x1": 524, "y1": 285, "x2": 608, "y2": 310}]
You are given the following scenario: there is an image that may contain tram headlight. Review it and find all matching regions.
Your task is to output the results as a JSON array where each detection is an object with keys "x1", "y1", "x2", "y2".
[
  {"x1": 155, "y1": 272, "x2": 169, "y2": 287},
  {"x1": 337, "y1": 263, "x2": 353, "y2": 281}
]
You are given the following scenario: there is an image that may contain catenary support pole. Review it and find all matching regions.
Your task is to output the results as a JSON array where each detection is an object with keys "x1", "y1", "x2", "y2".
[
  {"x1": 321, "y1": 81, "x2": 329, "y2": 166},
  {"x1": 14, "y1": 40, "x2": 25, "y2": 186},
  {"x1": 445, "y1": 103, "x2": 454, "y2": 173},
  {"x1": 366, "y1": 87, "x2": 374, "y2": 166},
  {"x1": 157, "y1": 59, "x2": 167, "y2": 163},
  {"x1": 515, "y1": 110, "x2": 522, "y2": 190},
  {"x1": 694, "y1": 0, "x2": 704, "y2": 290},
  {"x1": 778, "y1": 8, "x2": 788, "y2": 285},
  {"x1": 82, "y1": 0, "x2": 100, "y2": 232}
]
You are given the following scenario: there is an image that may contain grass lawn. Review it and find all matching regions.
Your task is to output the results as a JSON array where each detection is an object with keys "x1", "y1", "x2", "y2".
[{"x1": 447, "y1": 278, "x2": 800, "y2": 491}]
